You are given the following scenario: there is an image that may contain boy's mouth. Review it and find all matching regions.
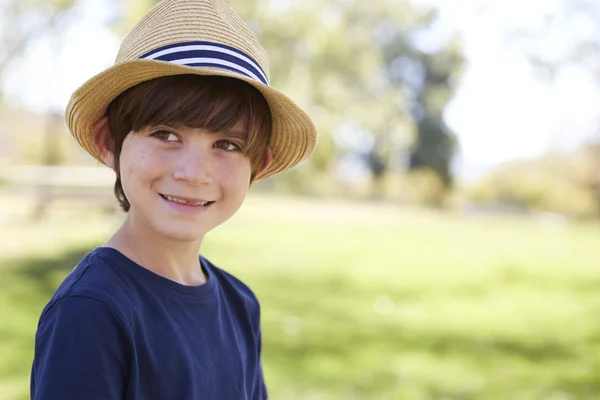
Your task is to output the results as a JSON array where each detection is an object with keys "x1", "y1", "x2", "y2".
[{"x1": 159, "y1": 194, "x2": 214, "y2": 207}]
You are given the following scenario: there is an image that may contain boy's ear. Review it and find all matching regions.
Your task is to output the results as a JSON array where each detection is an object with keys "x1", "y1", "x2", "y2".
[
  {"x1": 91, "y1": 117, "x2": 115, "y2": 169},
  {"x1": 256, "y1": 147, "x2": 273, "y2": 177}
]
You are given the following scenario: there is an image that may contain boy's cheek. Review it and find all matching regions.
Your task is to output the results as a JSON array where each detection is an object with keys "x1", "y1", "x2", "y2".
[
  {"x1": 122, "y1": 142, "x2": 164, "y2": 171},
  {"x1": 222, "y1": 164, "x2": 253, "y2": 190}
]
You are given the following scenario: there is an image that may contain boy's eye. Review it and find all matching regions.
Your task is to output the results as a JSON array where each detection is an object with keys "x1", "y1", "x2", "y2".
[
  {"x1": 150, "y1": 130, "x2": 179, "y2": 142},
  {"x1": 214, "y1": 140, "x2": 242, "y2": 152}
]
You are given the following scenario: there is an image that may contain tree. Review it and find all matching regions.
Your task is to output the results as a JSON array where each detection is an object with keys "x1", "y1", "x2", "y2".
[
  {"x1": 381, "y1": 11, "x2": 462, "y2": 187},
  {"x1": 225, "y1": 0, "x2": 463, "y2": 192}
]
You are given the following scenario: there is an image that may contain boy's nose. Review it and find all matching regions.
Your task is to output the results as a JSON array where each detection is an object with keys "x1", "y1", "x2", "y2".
[{"x1": 172, "y1": 147, "x2": 213, "y2": 186}]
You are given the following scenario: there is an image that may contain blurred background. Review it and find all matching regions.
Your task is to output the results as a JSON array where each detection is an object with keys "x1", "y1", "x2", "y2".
[{"x1": 0, "y1": 0, "x2": 599, "y2": 399}]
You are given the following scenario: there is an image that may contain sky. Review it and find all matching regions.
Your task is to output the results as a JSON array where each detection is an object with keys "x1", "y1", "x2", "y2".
[
  {"x1": 2, "y1": 0, "x2": 599, "y2": 182},
  {"x1": 2, "y1": 0, "x2": 120, "y2": 115},
  {"x1": 420, "y1": 0, "x2": 600, "y2": 180}
]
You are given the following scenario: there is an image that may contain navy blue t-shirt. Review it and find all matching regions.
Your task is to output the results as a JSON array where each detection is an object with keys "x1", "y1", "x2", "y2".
[{"x1": 31, "y1": 247, "x2": 267, "y2": 400}]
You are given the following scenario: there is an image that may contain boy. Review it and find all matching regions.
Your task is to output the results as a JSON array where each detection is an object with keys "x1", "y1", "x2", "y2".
[{"x1": 30, "y1": 0, "x2": 316, "y2": 399}]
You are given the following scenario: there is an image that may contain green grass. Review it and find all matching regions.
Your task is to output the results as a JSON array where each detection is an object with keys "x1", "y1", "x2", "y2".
[{"x1": 1, "y1": 194, "x2": 599, "y2": 399}]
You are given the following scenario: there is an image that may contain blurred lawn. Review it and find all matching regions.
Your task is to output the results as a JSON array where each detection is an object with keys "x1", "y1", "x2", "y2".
[{"x1": 0, "y1": 193, "x2": 599, "y2": 400}]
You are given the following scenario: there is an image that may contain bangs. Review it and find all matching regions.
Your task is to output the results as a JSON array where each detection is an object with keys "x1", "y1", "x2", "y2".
[
  {"x1": 106, "y1": 74, "x2": 272, "y2": 174},
  {"x1": 128, "y1": 75, "x2": 264, "y2": 135}
]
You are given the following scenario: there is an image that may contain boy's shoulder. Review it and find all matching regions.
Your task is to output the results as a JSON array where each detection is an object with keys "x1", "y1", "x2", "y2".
[
  {"x1": 39, "y1": 248, "x2": 134, "y2": 322},
  {"x1": 201, "y1": 256, "x2": 261, "y2": 310}
]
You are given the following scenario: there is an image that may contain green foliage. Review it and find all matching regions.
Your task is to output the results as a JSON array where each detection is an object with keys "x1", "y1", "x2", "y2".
[
  {"x1": 406, "y1": 168, "x2": 448, "y2": 207},
  {"x1": 382, "y1": 169, "x2": 448, "y2": 207},
  {"x1": 1, "y1": 195, "x2": 600, "y2": 399},
  {"x1": 466, "y1": 146, "x2": 600, "y2": 220}
]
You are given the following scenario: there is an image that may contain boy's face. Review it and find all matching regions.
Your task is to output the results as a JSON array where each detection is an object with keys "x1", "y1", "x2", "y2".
[{"x1": 119, "y1": 122, "x2": 252, "y2": 242}]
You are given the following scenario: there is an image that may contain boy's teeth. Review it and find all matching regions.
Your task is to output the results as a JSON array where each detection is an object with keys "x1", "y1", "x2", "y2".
[{"x1": 164, "y1": 195, "x2": 208, "y2": 206}]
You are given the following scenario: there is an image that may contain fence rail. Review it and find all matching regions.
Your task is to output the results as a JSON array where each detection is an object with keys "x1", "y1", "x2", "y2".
[{"x1": 0, "y1": 165, "x2": 118, "y2": 218}]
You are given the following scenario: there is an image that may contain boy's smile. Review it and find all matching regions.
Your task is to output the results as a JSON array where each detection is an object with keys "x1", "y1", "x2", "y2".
[
  {"x1": 119, "y1": 123, "x2": 252, "y2": 243},
  {"x1": 159, "y1": 193, "x2": 215, "y2": 214},
  {"x1": 160, "y1": 194, "x2": 213, "y2": 207}
]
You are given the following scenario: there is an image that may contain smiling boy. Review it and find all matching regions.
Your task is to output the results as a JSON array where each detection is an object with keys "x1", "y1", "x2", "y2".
[{"x1": 30, "y1": 1, "x2": 316, "y2": 399}]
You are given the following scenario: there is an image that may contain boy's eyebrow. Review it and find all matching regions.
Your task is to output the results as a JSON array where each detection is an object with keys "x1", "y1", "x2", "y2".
[
  {"x1": 214, "y1": 129, "x2": 249, "y2": 140},
  {"x1": 164, "y1": 124, "x2": 249, "y2": 140}
]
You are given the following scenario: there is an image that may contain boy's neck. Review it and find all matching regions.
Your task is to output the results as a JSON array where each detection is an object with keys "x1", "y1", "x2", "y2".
[{"x1": 103, "y1": 215, "x2": 208, "y2": 287}]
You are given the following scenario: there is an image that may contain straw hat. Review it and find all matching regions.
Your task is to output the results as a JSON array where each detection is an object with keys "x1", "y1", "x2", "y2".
[{"x1": 65, "y1": 0, "x2": 317, "y2": 180}]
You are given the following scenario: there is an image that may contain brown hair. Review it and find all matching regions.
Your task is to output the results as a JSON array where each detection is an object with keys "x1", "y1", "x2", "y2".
[{"x1": 104, "y1": 74, "x2": 272, "y2": 212}]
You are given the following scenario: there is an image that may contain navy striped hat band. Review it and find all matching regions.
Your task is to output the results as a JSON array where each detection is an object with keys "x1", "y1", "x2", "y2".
[{"x1": 140, "y1": 41, "x2": 269, "y2": 86}]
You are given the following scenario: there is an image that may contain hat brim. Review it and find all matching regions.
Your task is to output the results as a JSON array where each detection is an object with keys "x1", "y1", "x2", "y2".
[{"x1": 65, "y1": 59, "x2": 317, "y2": 180}]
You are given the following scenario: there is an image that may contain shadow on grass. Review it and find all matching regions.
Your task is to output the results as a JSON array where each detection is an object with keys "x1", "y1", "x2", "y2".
[
  {"x1": 3, "y1": 246, "x2": 91, "y2": 299},
  {"x1": 0, "y1": 245, "x2": 91, "y2": 389}
]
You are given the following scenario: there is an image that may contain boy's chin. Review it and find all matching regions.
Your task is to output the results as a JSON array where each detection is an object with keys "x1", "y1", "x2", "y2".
[{"x1": 156, "y1": 225, "x2": 212, "y2": 244}]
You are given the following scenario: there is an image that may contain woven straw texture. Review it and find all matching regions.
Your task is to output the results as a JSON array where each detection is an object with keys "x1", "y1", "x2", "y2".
[{"x1": 65, "y1": 0, "x2": 317, "y2": 179}]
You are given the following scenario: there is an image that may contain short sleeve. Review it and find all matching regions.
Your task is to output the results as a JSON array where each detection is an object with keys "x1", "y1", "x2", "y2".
[{"x1": 31, "y1": 296, "x2": 130, "y2": 400}]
